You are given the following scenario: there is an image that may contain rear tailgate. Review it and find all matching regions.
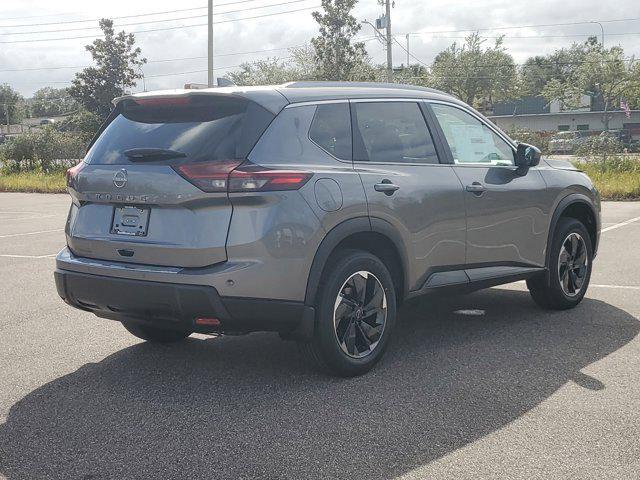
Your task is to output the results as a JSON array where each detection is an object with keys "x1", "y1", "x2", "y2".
[{"x1": 65, "y1": 94, "x2": 276, "y2": 268}]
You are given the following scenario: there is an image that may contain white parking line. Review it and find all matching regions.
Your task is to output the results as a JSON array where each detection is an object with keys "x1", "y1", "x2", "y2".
[
  {"x1": 0, "y1": 254, "x2": 57, "y2": 259},
  {"x1": 0, "y1": 228, "x2": 63, "y2": 239},
  {"x1": 505, "y1": 281, "x2": 640, "y2": 291},
  {"x1": 591, "y1": 283, "x2": 640, "y2": 290},
  {"x1": 601, "y1": 216, "x2": 640, "y2": 233}
]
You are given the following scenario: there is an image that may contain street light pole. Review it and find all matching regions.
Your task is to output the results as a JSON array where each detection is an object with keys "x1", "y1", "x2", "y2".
[
  {"x1": 590, "y1": 21, "x2": 605, "y2": 47},
  {"x1": 208, "y1": 0, "x2": 214, "y2": 87}
]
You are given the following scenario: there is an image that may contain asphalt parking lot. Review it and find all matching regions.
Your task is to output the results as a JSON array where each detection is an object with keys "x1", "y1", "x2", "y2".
[{"x1": 1, "y1": 192, "x2": 639, "y2": 480}]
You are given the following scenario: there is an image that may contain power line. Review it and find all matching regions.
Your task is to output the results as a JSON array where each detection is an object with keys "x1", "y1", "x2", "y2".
[
  {"x1": 401, "y1": 32, "x2": 640, "y2": 40},
  {"x1": 0, "y1": 6, "x2": 320, "y2": 44},
  {"x1": 5, "y1": 54, "x2": 296, "y2": 89},
  {"x1": 0, "y1": 44, "x2": 307, "y2": 73},
  {"x1": 404, "y1": 17, "x2": 640, "y2": 37},
  {"x1": 0, "y1": 0, "x2": 275, "y2": 28},
  {"x1": 1, "y1": 0, "x2": 315, "y2": 36},
  {"x1": 146, "y1": 56, "x2": 294, "y2": 78},
  {"x1": 389, "y1": 35, "x2": 429, "y2": 68}
]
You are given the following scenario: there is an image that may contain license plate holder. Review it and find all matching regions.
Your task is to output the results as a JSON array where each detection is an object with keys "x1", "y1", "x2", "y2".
[{"x1": 111, "y1": 205, "x2": 150, "y2": 236}]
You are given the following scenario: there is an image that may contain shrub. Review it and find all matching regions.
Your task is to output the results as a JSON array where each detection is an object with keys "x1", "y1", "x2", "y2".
[
  {"x1": 0, "y1": 128, "x2": 85, "y2": 174},
  {"x1": 574, "y1": 135, "x2": 624, "y2": 159},
  {"x1": 506, "y1": 127, "x2": 551, "y2": 155},
  {"x1": 55, "y1": 109, "x2": 102, "y2": 143}
]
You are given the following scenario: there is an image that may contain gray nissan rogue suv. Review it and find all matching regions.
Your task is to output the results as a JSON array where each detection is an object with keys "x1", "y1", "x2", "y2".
[{"x1": 55, "y1": 81, "x2": 600, "y2": 376}]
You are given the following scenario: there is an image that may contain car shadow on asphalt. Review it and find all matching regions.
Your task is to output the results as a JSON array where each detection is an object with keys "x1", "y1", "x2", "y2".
[{"x1": 0, "y1": 288, "x2": 638, "y2": 479}]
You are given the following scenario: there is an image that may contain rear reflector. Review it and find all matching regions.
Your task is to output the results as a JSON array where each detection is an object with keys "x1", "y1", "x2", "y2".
[
  {"x1": 173, "y1": 161, "x2": 312, "y2": 193},
  {"x1": 195, "y1": 317, "x2": 221, "y2": 327}
]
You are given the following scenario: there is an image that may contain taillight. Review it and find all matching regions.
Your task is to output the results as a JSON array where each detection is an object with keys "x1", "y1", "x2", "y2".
[
  {"x1": 228, "y1": 163, "x2": 312, "y2": 192},
  {"x1": 173, "y1": 161, "x2": 312, "y2": 193},
  {"x1": 66, "y1": 161, "x2": 85, "y2": 189},
  {"x1": 173, "y1": 160, "x2": 244, "y2": 192}
]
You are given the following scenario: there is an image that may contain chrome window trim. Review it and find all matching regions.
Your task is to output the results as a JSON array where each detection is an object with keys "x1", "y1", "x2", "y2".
[{"x1": 284, "y1": 99, "x2": 350, "y2": 108}]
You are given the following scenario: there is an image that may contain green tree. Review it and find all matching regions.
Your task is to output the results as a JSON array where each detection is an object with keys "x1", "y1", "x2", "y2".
[
  {"x1": 543, "y1": 43, "x2": 638, "y2": 130},
  {"x1": 0, "y1": 84, "x2": 27, "y2": 125},
  {"x1": 520, "y1": 38, "x2": 598, "y2": 96},
  {"x1": 55, "y1": 109, "x2": 102, "y2": 143},
  {"x1": 30, "y1": 87, "x2": 78, "y2": 117},
  {"x1": 69, "y1": 19, "x2": 146, "y2": 119},
  {"x1": 227, "y1": 46, "x2": 319, "y2": 86},
  {"x1": 392, "y1": 64, "x2": 432, "y2": 87},
  {"x1": 311, "y1": 0, "x2": 370, "y2": 80},
  {"x1": 430, "y1": 33, "x2": 518, "y2": 109}
]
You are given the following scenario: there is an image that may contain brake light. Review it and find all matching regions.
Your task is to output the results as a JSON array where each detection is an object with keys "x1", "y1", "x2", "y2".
[
  {"x1": 173, "y1": 161, "x2": 312, "y2": 193},
  {"x1": 133, "y1": 97, "x2": 191, "y2": 106},
  {"x1": 66, "y1": 161, "x2": 85, "y2": 189}
]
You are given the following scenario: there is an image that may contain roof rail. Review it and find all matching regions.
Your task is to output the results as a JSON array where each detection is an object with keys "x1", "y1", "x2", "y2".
[{"x1": 282, "y1": 81, "x2": 444, "y2": 94}]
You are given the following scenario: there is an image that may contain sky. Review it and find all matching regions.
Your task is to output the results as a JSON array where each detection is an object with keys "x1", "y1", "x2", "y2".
[{"x1": 1, "y1": 0, "x2": 639, "y2": 97}]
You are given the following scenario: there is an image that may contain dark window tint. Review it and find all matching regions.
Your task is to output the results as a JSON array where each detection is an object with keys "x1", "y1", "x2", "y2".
[
  {"x1": 85, "y1": 95, "x2": 274, "y2": 165},
  {"x1": 352, "y1": 102, "x2": 439, "y2": 164},
  {"x1": 309, "y1": 103, "x2": 352, "y2": 161}
]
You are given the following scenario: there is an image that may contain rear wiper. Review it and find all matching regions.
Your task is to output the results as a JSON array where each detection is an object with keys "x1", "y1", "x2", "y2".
[{"x1": 123, "y1": 148, "x2": 187, "y2": 161}]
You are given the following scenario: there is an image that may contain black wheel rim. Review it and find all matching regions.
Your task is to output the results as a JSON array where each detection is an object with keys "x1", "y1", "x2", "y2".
[
  {"x1": 558, "y1": 232, "x2": 588, "y2": 297},
  {"x1": 333, "y1": 271, "x2": 387, "y2": 359}
]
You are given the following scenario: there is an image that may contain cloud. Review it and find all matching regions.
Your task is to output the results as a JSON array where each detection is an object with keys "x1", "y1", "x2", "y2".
[{"x1": 1, "y1": 0, "x2": 639, "y2": 97}]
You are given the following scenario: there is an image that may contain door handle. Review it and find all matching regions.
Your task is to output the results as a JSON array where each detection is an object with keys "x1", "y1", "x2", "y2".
[
  {"x1": 374, "y1": 180, "x2": 400, "y2": 195},
  {"x1": 465, "y1": 182, "x2": 486, "y2": 194}
]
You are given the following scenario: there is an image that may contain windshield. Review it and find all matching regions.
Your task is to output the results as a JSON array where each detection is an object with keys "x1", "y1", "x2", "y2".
[{"x1": 85, "y1": 95, "x2": 274, "y2": 165}]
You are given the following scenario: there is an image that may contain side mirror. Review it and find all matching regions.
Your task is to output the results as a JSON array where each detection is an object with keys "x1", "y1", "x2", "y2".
[{"x1": 515, "y1": 143, "x2": 541, "y2": 168}]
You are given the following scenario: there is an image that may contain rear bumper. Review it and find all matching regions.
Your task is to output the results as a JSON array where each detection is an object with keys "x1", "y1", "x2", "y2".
[{"x1": 54, "y1": 269, "x2": 314, "y2": 336}]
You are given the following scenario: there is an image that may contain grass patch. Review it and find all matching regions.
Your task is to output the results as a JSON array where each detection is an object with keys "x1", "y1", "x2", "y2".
[
  {"x1": 0, "y1": 172, "x2": 66, "y2": 193},
  {"x1": 0, "y1": 158, "x2": 638, "y2": 200},
  {"x1": 574, "y1": 157, "x2": 640, "y2": 200}
]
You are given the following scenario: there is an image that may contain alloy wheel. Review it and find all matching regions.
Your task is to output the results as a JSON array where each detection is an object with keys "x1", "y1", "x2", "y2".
[
  {"x1": 333, "y1": 271, "x2": 387, "y2": 358},
  {"x1": 558, "y1": 232, "x2": 588, "y2": 297}
]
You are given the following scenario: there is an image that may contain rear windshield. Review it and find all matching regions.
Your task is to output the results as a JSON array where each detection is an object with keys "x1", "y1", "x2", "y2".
[{"x1": 85, "y1": 95, "x2": 275, "y2": 165}]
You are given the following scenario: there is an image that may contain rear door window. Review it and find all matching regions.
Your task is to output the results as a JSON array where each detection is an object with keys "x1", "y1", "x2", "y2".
[
  {"x1": 309, "y1": 103, "x2": 352, "y2": 161},
  {"x1": 85, "y1": 95, "x2": 274, "y2": 165},
  {"x1": 352, "y1": 102, "x2": 439, "y2": 164}
]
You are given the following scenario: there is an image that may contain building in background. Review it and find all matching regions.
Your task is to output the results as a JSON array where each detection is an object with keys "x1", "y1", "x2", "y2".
[{"x1": 489, "y1": 95, "x2": 640, "y2": 142}]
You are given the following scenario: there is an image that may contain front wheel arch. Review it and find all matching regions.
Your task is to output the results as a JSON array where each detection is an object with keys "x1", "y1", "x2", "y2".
[{"x1": 544, "y1": 194, "x2": 598, "y2": 284}]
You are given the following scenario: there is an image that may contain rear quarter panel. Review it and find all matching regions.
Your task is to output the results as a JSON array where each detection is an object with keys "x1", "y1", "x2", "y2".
[{"x1": 226, "y1": 103, "x2": 369, "y2": 302}]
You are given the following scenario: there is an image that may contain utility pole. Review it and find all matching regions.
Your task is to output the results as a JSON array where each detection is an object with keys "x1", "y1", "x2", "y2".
[
  {"x1": 3, "y1": 100, "x2": 9, "y2": 132},
  {"x1": 207, "y1": 0, "x2": 214, "y2": 87},
  {"x1": 384, "y1": 0, "x2": 393, "y2": 81},
  {"x1": 406, "y1": 33, "x2": 410, "y2": 67}
]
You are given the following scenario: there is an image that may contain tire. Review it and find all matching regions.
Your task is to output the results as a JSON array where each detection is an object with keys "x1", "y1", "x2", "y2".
[
  {"x1": 300, "y1": 249, "x2": 397, "y2": 377},
  {"x1": 527, "y1": 217, "x2": 593, "y2": 310},
  {"x1": 122, "y1": 321, "x2": 192, "y2": 343}
]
